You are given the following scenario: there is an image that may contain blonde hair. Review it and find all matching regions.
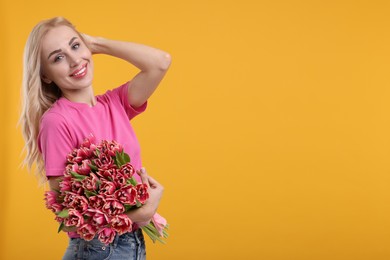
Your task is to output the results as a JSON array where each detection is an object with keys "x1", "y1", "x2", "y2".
[{"x1": 20, "y1": 17, "x2": 83, "y2": 184}]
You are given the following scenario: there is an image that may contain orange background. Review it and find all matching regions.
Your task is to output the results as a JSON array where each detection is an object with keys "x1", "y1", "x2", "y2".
[{"x1": 1, "y1": 0, "x2": 390, "y2": 259}]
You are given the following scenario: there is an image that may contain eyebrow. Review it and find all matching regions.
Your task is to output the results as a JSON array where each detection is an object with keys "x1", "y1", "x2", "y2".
[
  {"x1": 69, "y1": 36, "x2": 77, "y2": 46},
  {"x1": 47, "y1": 36, "x2": 79, "y2": 60},
  {"x1": 47, "y1": 49, "x2": 61, "y2": 60}
]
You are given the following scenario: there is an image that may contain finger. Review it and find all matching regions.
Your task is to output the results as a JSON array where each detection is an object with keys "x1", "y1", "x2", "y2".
[
  {"x1": 138, "y1": 167, "x2": 150, "y2": 187},
  {"x1": 147, "y1": 175, "x2": 161, "y2": 188}
]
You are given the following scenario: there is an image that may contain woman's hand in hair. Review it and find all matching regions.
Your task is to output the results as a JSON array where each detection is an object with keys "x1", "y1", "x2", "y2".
[{"x1": 81, "y1": 33, "x2": 101, "y2": 55}]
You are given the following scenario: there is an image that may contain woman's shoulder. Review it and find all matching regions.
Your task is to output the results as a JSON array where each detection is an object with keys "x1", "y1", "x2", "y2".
[
  {"x1": 40, "y1": 112, "x2": 69, "y2": 134},
  {"x1": 42, "y1": 96, "x2": 84, "y2": 119},
  {"x1": 97, "y1": 82, "x2": 129, "y2": 103},
  {"x1": 40, "y1": 100, "x2": 70, "y2": 127},
  {"x1": 38, "y1": 105, "x2": 74, "y2": 147}
]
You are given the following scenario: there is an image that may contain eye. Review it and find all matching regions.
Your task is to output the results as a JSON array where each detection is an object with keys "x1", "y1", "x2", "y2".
[
  {"x1": 54, "y1": 55, "x2": 64, "y2": 63},
  {"x1": 72, "y1": 43, "x2": 80, "y2": 50}
]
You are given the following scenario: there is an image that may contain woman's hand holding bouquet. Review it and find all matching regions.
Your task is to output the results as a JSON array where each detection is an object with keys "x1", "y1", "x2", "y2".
[{"x1": 44, "y1": 135, "x2": 168, "y2": 245}]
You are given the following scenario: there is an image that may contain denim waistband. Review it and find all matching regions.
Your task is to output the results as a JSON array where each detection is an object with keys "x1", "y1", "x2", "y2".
[
  {"x1": 64, "y1": 228, "x2": 145, "y2": 260},
  {"x1": 111, "y1": 228, "x2": 143, "y2": 248},
  {"x1": 68, "y1": 222, "x2": 140, "y2": 239}
]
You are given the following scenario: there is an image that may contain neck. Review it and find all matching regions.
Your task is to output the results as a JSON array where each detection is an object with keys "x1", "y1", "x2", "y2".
[{"x1": 62, "y1": 87, "x2": 96, "y2": 107}]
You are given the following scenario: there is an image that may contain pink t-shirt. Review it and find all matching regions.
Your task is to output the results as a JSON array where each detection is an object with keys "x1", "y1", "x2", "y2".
[
  {"x1": 38, "y1": 82, "x2": 147, "y2": 238},
  {"x1": 38, "y1": 82, "x2": 147, "y2": 179}
]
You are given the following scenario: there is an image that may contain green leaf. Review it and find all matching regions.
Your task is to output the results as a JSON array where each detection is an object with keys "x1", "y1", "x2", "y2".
[
  {"x1": 70, "y1": 171, "x2": 87, "y2": 180},
  {"x1": 119, "y1": 151, "x2": 126, "y2": 163},
  {"x1": 129, "y1": 177, "x2": 138, "y2": 186},
  {"x1": 57, "y1": 222, "x2": 64, "y2": 233},
  {"x1": 85, "y1": 190, "x2": 97, "y2": 198},
  {"x1": 141, "y1": 225, "x2": 167, "y2": 244},
  {"x1": 124, "y1": 204, "x2": 134, "y2": 211},
  {"x1": 141, "y1": 226, "x2": 157, "y2": 243},
  {"x1": 57, "y1": 209, "x2": 69, "y2": 218},
  {"x1": 114, "y1": 156, "x2": 120, "y2": 167},
  {"x1": 123, "y1": 153, "x2": 131, "y2": 163},
  {"x1": 115, "y1": 151, "x2": 125, "y2": 167},
  {"x1": 89, "y1": 164, "x2": 98, "y2": 172},
  {"x1": 154, "y1": 236, "x2": 166, "y2": 244}
]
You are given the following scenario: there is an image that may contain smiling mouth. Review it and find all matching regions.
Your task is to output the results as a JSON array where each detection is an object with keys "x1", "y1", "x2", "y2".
[{"x1": 70, "y1": 63, "x2": 87, "y2": 78}]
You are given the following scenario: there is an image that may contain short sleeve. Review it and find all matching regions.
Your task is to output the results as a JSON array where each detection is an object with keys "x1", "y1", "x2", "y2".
[
  {"x1": 108, "y1": 82, "x2": 147, "y2": 120},
  {"x1": 38, "y1": 112, "x2": 74, "y2": 177}
]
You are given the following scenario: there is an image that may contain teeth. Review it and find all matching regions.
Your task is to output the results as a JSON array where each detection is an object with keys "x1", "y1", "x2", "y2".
[{"x1": 74, "y1": 66, "x2": 86, "y2": 76}]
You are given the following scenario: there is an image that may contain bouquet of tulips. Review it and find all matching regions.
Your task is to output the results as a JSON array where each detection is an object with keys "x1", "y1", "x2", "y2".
[{"x1": 44, "y1": 135, "x2": 168, "y2": 245}]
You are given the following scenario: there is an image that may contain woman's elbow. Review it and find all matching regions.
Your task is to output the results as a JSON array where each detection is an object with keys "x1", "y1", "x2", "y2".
[{"x1": 158, "y1": 52, "x2": 172, "y2": 71}]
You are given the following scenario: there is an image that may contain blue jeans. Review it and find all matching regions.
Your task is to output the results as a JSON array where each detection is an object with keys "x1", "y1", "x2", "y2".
[{"x1": 62, "y1": 229, "x2": 146, "y2": 260}]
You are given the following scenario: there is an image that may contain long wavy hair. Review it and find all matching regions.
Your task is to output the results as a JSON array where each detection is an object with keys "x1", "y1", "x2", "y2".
[{"x1": 20, "y1": 17, "x2": 84, "y2": 184}]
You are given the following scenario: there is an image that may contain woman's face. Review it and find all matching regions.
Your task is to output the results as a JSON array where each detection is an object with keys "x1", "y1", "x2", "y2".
[{"x1": 40, "y1": 25, "x2": 93, "y2": 93}]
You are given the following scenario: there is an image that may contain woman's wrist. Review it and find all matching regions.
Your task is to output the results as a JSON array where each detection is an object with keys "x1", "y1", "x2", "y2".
[
  {"x1": 126, "y1": 204, "x2": 155, "y2": 223},
  {"x1": 81, "y1": 34, "x2": 105, "y2": 54},
  {"x1": 91, "y1": 37, "x2": 109, "y2": 54}
]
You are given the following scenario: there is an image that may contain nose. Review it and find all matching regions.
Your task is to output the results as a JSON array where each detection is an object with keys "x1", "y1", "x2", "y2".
[{"x1": 68, "y1": 53, "x2": 81, "y2": 67}]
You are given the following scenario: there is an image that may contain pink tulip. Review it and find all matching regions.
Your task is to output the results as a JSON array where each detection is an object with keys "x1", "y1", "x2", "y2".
[
  {"x1": 63, "y1": 192, "x2": 77, "y2": 205},
  {"x1": 114, "y1": 186, "x2": 136, "y2": 205},
  {"x1": 66, "y1": 148, "x2": 78, "y2": 163},
  {"x1": 44, "y1": 191, "x2": 64, "y2": 213},
  {"x1": 44, "y1": 191, "x2": 57, "y2": 207},
  {"x1": 119, "y1": 163, "x2": 135, "y2": 179},
  {"x1": 78, "y1": 159, "x2": 92, "y2": 174},
  {"x1": 64, "y1": 165, "x2": 73, "y2": 177},
  {"x1": 77, "y1": 223, "x2": 97, "y2": 241},
  {"x1": 71, "y1": 163, "x2": 79, "y2": 173},
  {"x1": 95, "y1": 153, "x2": 114, "y2": 169},
  {"x1": 107, "y1": 142, "x2": 124, "y2": 156},
  {"x1": 82, "y1": 173, "x2": 100, "y2": 191},
  {"x1": 50, "y1": 203, "x2": 64, "y2": 213},
  {"x1": 60, "y1": 177, "x2": 71, "y2": 192},
  {"x1": 55, "y1": 216, "x2": 65, "y2": 223},
  {"x1": 98, "y1": 227, "x2": 116, "y2": 245},
  {"x1": 111, "y1": 214, "x2": 132, "y2": 235},
  {"x1": 151, "y1": 213, "x2": 168, "y2": 237},
  {"x1": 114, "y1": 172, "x2": 127, "y2": 187},
  {"x1": 65, "y1": 209, "x2": 84, "y2": 227},
  {"x1": 102, "y1": 199, "x2": 125, "y2": 216},
  {"x1": 136, "y1": 184, "x2": 149, "y2": 204},
  {"x1": 70, "y1": 180, "x2": 84, "y2": 195},
  {"x1": 89, "y1": 195, "x2": 106, "y2": 209},
  {"x1": 98, "y1": 168, "x2": 116, "y2": 180},
  {"x1": 88, "y1": 209, "x2": 109, "y2": 226},
  {"x1": 80, "y1": 134, "x2": 96, "y2": 149},
  {"x1": 100, "y1": 180, "x2": 117, "y2": 195},
  {"x1": 77, "y1": 147, "x2": 93, "y2": 159},
  {"x1": 64, "y1": 193, "x2": 88, "y2": 213}
]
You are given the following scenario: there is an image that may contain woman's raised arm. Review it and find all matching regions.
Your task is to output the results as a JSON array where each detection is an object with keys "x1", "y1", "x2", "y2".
[{"x1": 83, "y1": 34, "x2": 171, "y2": 107}]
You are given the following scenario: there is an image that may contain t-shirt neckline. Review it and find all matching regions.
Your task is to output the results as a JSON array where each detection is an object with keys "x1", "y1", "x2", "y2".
[{"x1": 59, "y1": 96, "x2": 101, "y2": 109}]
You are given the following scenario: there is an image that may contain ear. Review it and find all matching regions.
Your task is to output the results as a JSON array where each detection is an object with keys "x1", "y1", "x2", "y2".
[{"x1": 41, "y1": 74, "x2": 52, "y2": 84}]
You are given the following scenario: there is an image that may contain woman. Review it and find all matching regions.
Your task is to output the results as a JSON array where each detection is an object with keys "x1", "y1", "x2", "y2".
[{"x1": 20, "y1": 16, "x2": 170, "y2": 259}]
